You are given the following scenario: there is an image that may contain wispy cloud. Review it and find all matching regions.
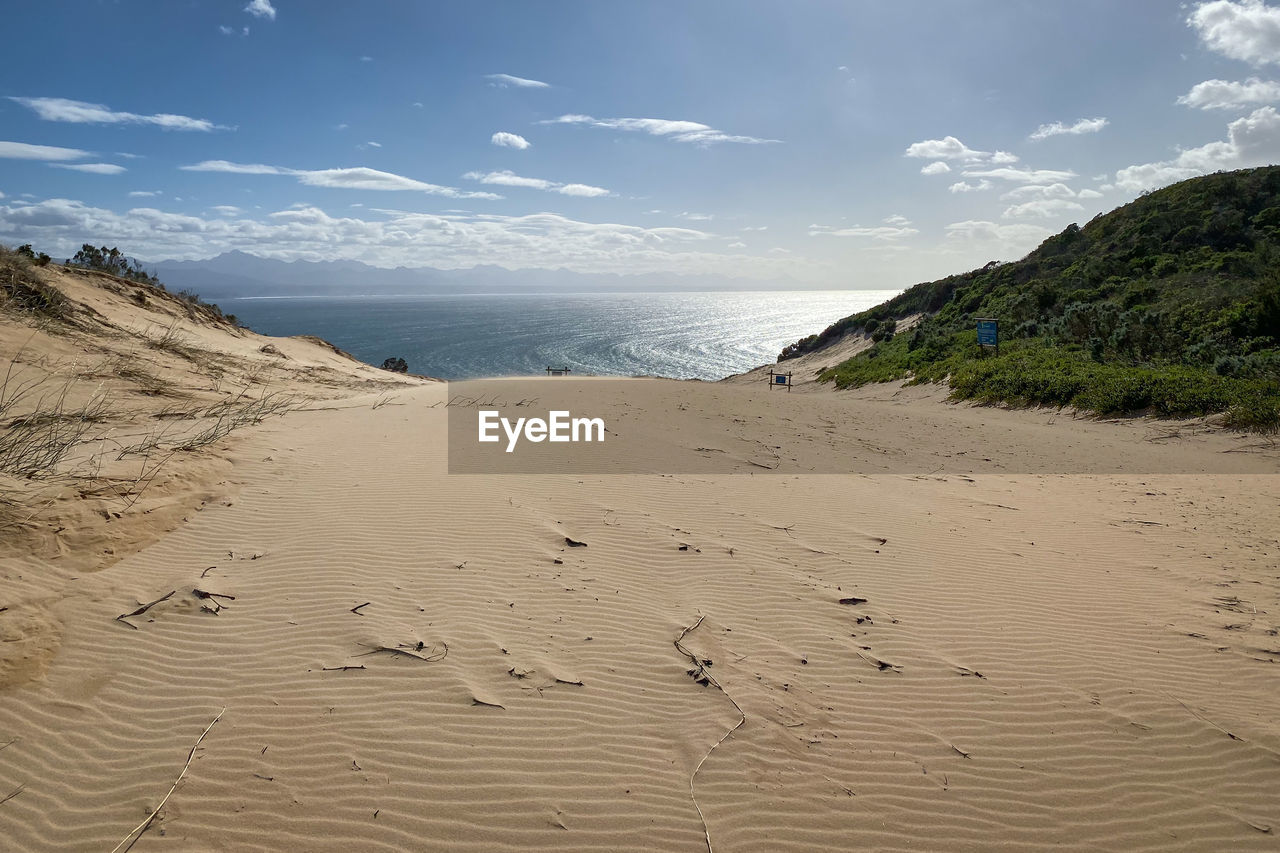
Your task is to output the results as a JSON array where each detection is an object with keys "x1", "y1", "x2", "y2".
[
  {"x1": 541, "y1": 115, "x2": 778, "y2": 146},
  {"x1": 462, "y1": 169, "x2": 609, "y2": 197},
  {"x1": 920, "y1": 161, "x2": 951, "y2": 175},
  {"x1": 182, "y1": 160, "x2": 502, "y2": 199},
  {"x1": 1002, "y1": 198, "x2": 1084, "y2": 218},
  {"x1": 944, "y1": 220, "x2": 1054, "y2": 253},
  {"x1": 485, "y1": 73, "x2": 550, "y2": 88},
  {"x1": 491, "y1": 132, "x2": 531, "y2": 149},
  {"x1": 244, "y1": 0, "x2": 276, "y2": 21},
  {"x1": 1029, "y1": 117, "x2": 1109, "y2": 140},
  {"x1": 0, "y1": 140, "x2": 91, "y2": 161},
  {"x1": 1187, "y1": 0, "x2": 1280, "y2": 66},
  {"x1": 10, "y1": 97, "x2": 230, "y2": 132},
  {"x1": 809, "y1": 223, "x2": 918, "y2": 240},
  {"x1": 50, "y1": 163, "x2": 126, "y2": 175},
  {"x1": 128, "y1": 190, "x2": 161, "y2": 197},
  {"x1": 1178, "y1": 77, "x2": 1280, "y2": 109},
  {"x1": 962, "y1": 166, "x2": 1079, "y2": 183}
]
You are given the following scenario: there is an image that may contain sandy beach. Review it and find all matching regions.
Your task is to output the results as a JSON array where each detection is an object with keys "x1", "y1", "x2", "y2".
[{"x1": 2, "y1": 268, "x2": 1278, "y2": 852}]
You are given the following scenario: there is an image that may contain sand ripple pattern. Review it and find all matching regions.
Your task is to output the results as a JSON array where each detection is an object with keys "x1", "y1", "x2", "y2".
[{"x1": 1, "y1": 388, "x2": 1277, "y2": 851}]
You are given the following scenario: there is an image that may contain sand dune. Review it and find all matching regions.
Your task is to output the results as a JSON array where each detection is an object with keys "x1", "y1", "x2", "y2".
[{"x1": 2, "y1": 271, "x2": 1279, "y2": 851}]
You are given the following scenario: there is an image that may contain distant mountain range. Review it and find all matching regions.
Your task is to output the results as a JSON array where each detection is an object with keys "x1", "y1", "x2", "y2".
[{"x1": 151, "y1": 251, "x2": 794, "y2": 298}]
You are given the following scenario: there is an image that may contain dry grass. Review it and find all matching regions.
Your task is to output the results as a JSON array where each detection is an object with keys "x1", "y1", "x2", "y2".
[{"x1": 0, "y1": 246, "x2": 69, "y2": 322}]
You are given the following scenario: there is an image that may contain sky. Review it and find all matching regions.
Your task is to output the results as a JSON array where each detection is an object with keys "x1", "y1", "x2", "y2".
[{"x1": 3, "y1": 0, "x2": 1280, "y2": 288}]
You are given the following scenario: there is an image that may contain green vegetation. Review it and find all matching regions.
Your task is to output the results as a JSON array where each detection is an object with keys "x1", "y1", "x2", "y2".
[{"x1": 783, "y1": 167, "x2": 1280, "y2": 431}]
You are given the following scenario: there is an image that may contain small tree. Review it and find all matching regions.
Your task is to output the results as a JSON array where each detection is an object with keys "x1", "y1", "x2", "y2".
[{"x1": 381, "y1": 357, "x2": 408, "y2": 373}]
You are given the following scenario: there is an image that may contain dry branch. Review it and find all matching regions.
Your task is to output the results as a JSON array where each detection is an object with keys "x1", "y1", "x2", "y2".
[
  {"x1": 109, "y1": 708, "x2": 225, "y2": 853},
  {"x1": 116, "y1": 590, "x2": 175, "y2": 629},
  {"x1": 674, "y1": 615, "x2": 747, "y2": 853}
]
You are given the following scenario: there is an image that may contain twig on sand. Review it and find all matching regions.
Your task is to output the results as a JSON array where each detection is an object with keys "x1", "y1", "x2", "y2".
[
  {"x1": 115, "y1": 590, "x2": 175, "y2": 629},
  {"x1": 109, "y1": 708, "x2": 225, "y2": 853},
  {"x1": 674, "y1": 614, "x2": 747, "y2": 853},
  {"x1": 1, "y1": 784, "x2": 24, "y2": 806},
  {"x1": 350, "y1": 602, "x2": 371, "y2": 616},
  {"x1": 354, "y1": 642, "x2": 448, "y2": 662},
  {"x1": 1169, "y1": 694, "x2": 1243, "y2": 742},
  {"x1": 767, "y1": 523, "x2": 795, "y2": 537},
  {"x1": 322, "y1": 665, "x2": 367, "y2": 672}
]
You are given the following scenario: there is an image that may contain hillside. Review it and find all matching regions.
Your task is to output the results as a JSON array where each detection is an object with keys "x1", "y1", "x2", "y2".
[
  {"x1": 0, "y1": 246, "x2": 423, "y2": 594},
  {"x1": 782, "y1": 166, "x2": 1280, "y2": 430}
]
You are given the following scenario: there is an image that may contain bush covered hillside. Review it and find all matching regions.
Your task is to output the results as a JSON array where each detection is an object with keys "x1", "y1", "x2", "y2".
[{"x1": 783, "y1": 166, "x2": 1280, "y2": 431}]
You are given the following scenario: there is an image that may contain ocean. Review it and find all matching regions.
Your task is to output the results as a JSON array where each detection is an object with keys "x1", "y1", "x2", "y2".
[{"x1": 221, "y1": 290, "x2": 899, "y2": 381}]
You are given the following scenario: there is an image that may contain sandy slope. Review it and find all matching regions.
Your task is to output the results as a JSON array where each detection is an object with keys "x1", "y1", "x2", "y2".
[{"x1": 2, "y1": 357, "x2": 1278, "y2": 851}]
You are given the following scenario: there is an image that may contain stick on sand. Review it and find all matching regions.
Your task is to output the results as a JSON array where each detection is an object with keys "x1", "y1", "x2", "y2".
[
  {"x1": 674, "y1": 615, "x2": 747, "y2": 853},
  {"x1": 109, "y1": 708, "x2": 225, "y2": 853}
]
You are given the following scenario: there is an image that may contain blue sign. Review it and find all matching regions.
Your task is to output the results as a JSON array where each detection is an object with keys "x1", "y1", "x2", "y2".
[
  {"x1": 775, "y1": 374, "x2": 788, "y2": 384},
  {"x1": 977, "y1": 319, "x2": 998, "y2": 347}
]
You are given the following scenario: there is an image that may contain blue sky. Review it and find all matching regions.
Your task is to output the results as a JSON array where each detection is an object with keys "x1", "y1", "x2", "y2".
[{"x1": 3, "y1": 0, "x2": 1280, "y2": 287}]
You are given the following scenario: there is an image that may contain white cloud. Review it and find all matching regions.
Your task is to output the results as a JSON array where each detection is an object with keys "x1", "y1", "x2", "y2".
[
  {"x1": 883, "y1": 214, "x2": 911, "y2": 226},
  {"x1": 541, "y1": 114, "x2": 778, "y2": 146},
  {"x1": 462, "y1": 169, "x2": 610, "y2": 197},
  {"x1": 129, "y1": 190, "x2": 160, "y2": 198},
  {"x1": 485, "y1": 73, "x2": 550, "y2": 88},
  {"x1": 920, "y1": 161, "x2": 951, "y2": 175},
  {"x1": 218, "y1": 25, "x2": 233, "y2": 35},
  {"x1": 1112, "y1": 105, "x2": 1280, "y2": 191},
  {"x1": 727, "y1": 241, "x2": 746, "y2": 248},
  {"x1": 962, "y1": 166, "x2": 1079, "y2": 183},
  {"x1": 182, "y1": 160, "x2": 287, "y2": 175},
  {"x1": 464, "y1": 170, "x2": 553, "y2": 190},
  {"x1": 905, "y1": 136, "x2": 986, "y2": 161},
  {"x1": 558, "y1": 184, "x2": 611, "y2": 197},
  {"x1": 1188, "y1": 0, "x2": 1280, "y2": 66},
  {"x1": 944, "y1": 220, "x2": 1054, "y2": 256},
  {"x1": 0, "y1": 198, "x2": 806, "y2": 280},
  {"x1": 360, "y1": 56, "x2": 373, "y2": 63},
  {"x1": 50, "y1": 163, "x2": 126, "y2": 175},
  {"x1": 0, "y1": 140, "x2": 91, "y2": 161},
  {"x1": 999, "y1": 182, "x2": 1078, "y2": 201},
  {"x1": 9, "y1": 97, "x2": 229, "y2": 132},
  {"x1": 1076, "y1": 188, "x2": 1104, "y2": 199},
  {"x1": 740, "y1": 225, "x2": 768, "y2": 231},
  {"x1": 677, "y1": 212, "x2": 714, "y2": 221},
  {"x1": 1002, "y1": 198, "x2": 1085, "y2": 218},
  {"x1": 182, "y1": 160, "x2": 502, "y2": 199},
  {"x1": 211, "y1": 205, "x2": 241, "y2": 215},
  {"x1": 491, "y1": 132, "x2": 531, "y2": 149},
  {"x1": 809, "y1": 223, "x2": 919, "y2": 240},
  {"x1": 1178, "y1": 77, "x2": 1280, "y2": 109},
  {"x1": 245, "y1": 0, "x2": 276, "y2": 19},
  {"x1": 948, "y1": 180, "x2": 993, "y2": 193},
  {"x1": 990, "y1": 151, "x2": 1021, "y2": 164},
  {"x1": 1028, "y1": 117, "x2": 1109, "y2": 140}
]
